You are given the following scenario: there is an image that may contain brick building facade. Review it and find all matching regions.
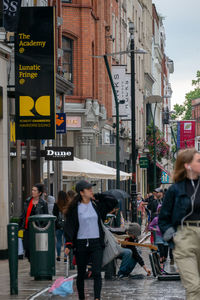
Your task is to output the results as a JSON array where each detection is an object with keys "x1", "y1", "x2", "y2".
[
  {"x1": 62, "y1": 0, "x2": 118, "y2": 119},
  {"x1": 61, "y1": 0, "x2": 122, "y2": 192}
]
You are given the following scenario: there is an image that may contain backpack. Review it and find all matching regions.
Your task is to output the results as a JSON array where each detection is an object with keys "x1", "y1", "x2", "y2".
[{"x1": 56, "y1": 211, "x2": 65, "y2": 230}]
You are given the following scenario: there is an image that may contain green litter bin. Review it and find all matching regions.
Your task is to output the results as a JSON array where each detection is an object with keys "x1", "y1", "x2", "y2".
[{"x1": 29, "y1": 214, "x2": 56, "y2": 280}]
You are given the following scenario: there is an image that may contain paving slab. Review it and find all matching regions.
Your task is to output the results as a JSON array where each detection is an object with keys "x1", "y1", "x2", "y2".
[
  {"x1": 0, "y1": 244, "x2": 186, "y2": 300},
  {"x1": 35, "y1": 248, "x2": 186, "y2": 300}
]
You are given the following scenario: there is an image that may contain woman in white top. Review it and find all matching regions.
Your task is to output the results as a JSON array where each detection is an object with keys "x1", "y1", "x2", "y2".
[{"x1": 64, "y1": 180, "x2": 118, "y2": 300}]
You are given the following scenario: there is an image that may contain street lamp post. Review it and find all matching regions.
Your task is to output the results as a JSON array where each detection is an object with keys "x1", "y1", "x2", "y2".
[
  {"x1": 151, "y1": 103, "x2": 158, "y2": 190},
  {"x1": 103, "y1": 55, "x2": 120, "y2": 189},
  {"x1": 93, "y1": 46, "x2": 147, "y2": 220},
  {"x1": 103, "y1": 55, "x2": 121, "y2": 227},
  {"x1": 129, "y1": 22, "x2": 137, "y2": 223}
]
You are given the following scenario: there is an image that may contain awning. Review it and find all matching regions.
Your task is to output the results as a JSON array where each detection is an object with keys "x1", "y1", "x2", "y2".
[
  {"x1": 43, "y1": 157, "x2": 131, "y2": 181},
  {"x1": 156, "y1": 162, "x2": 170, "y2": 176}
]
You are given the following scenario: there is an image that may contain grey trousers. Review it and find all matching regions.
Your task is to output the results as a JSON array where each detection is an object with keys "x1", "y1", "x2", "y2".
[{"x1": 174, "y1": 225, "x2": 200, "y2": 300}]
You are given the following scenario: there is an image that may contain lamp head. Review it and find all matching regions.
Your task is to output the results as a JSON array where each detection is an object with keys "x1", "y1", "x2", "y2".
[{"x1": 129, "y1": 22, "x2": 134, "y2": 34}]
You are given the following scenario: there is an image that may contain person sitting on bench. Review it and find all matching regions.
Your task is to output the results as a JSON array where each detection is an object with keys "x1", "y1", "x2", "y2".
[{"x1": 117, "y1": 223, "x2": 151, "y2": 278}]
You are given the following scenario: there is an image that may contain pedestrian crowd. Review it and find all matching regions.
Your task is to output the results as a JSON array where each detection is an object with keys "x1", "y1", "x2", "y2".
[{"x1": 18, "y1": 147, "x2": 200, "y2": 300}]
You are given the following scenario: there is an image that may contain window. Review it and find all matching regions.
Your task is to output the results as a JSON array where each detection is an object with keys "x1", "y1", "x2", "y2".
[
  {"x1": 146, "y1": 103, "x2": 151, "y2": 126},
  {"x1": 62, "y1": 37, "x2": 73, "y2": 83},
  {"x1": 62, "y1": 0, "x2": 72, "y2": 3}
]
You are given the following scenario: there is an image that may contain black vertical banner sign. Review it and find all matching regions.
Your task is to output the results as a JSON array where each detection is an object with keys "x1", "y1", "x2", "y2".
[
  {"x1": 15, "y1": 7, "x2": 56, "y2": 140},
  {"x1": 0, "y1": 1, "x2": 3, "y2": 28},
  {"x1": 3, "y1": 0, "x2": 21, "y2": 32}
]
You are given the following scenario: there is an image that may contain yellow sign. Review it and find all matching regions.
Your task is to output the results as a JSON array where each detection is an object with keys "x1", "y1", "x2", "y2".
[
  {"x1": 10, "y1": 121, "x2": 16, "y2": 142},
  {"x1": 19, "y1": 96, "x2": 50, "y2": 116}
]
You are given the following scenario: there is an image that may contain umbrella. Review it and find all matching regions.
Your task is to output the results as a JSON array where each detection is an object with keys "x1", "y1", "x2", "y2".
[
  {"x1": 102, "y1": 189, "x2": 130, "y2": 211},
  {"x1": 43, "y1": 157, "x2": 131, "y2": 181},
  {"x1": 102, "y1": 189, "x2": 130, "y2": 203}
]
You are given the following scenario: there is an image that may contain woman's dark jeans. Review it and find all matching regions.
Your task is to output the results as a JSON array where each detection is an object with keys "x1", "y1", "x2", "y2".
[
  {"x1": 55, "y1": 229, "x2": 66, "y2": 258},
  {"x1": 75, "y1": 238, "x2": 103, "y2": 299}
]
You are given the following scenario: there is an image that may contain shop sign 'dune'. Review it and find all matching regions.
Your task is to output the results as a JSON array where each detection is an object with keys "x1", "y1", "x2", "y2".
[{"x1": 43, "y1": 147, "x2": 74, "y2": 161}]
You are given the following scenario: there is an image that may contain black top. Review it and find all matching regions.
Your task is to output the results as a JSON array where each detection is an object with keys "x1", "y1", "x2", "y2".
[
  {"x1": 147, "y1": 197, "x2": 161, "y2": 221},
  {"x1": 185, "y1": 178, "x2": 200, "y2": 221},
  {"x1": 19, "y1": 196, "x2": 48, "y2": 229},
  {"x1": 30, "y1": 205, "x2": 37, "y2": 216},
  {"x1": 64, "y1": 193, "x2": 118, "y2": 250},
  {"x1": 123, "y1": 237, "x2": 144, "y2": 267},
  {"x1": 53, "y1": 202, "x2": 60, "y2": 217},
  {"x1": 53, "y1": 203, "x2": 64, "y2": 230}
]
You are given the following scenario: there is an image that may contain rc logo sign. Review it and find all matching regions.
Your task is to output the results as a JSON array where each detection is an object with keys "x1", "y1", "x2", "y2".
[{"x1": 19, "y1": 96, "x2": 50, "y2": 116}]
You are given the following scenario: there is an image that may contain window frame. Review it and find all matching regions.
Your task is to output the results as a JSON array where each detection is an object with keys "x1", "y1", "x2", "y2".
[{"x1": 62, "y1": 36, "x2": 73, "y2": 84}]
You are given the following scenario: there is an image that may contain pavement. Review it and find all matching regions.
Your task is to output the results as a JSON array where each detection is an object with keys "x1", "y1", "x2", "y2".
[{"x1": 0, "y1": 247, "x2": 186, "y2": 300}]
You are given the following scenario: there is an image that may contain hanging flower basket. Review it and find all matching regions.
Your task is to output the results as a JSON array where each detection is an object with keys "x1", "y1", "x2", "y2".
[{"x1": 146, "y1": 123, "x2": 170, "y2": 163}]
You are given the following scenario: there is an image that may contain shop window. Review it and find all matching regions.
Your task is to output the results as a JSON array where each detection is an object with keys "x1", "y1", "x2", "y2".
[
  {"x1": 146, "y1": 103, "x2": 151, "y2": 126},
  {"x1": 62, "y1": 36, "x2": 73, "y2": 83}
]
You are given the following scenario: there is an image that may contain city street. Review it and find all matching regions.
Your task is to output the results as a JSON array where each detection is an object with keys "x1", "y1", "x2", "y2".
[
  {"x1": 0, "y1": 248, "x2": 185, "y2": 300},
  {"x1": 1, "y1": 1, "x2": 200, "y2": 299}
]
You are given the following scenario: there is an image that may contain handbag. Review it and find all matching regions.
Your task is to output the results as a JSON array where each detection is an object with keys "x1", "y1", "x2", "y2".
[{"x1": 101, "y1": 221, "x2": 122, "y2": 267}]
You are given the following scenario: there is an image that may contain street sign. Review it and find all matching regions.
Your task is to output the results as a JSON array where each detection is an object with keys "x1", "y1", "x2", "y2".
[
  {"x1": 139, "y1": 157, "x2": 149, "y2": 168},
  {"x1": 161, "y1": 171, "x2": 169, "y2": 184},
  {"x1": 56, "y1": 113, "x2": 66, "y2": 134}
]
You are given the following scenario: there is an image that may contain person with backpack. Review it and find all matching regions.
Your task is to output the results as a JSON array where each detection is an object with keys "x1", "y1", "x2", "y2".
[{"x1": 53, "y1": 190, "x2": 75, "y2": 262}]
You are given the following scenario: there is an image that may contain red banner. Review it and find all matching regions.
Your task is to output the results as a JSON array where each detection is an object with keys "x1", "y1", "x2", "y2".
[{"x1": 179, "y1": 120, "x2": 195, "y2": 149}]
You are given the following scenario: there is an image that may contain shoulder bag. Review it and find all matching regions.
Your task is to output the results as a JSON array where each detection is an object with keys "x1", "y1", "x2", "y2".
[{"x1": 101, "y1": 221, "x2": 122, "y2": 267}]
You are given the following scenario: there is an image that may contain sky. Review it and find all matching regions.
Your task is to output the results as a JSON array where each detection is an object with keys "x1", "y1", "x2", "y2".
[{"x1": 152, "y1": 0, "x2": 200, "y2": 109}]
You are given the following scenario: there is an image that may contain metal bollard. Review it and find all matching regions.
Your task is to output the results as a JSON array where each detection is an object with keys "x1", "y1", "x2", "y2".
[{"x1": 7, "y1": 223, "x2": 19, "y2": 295}]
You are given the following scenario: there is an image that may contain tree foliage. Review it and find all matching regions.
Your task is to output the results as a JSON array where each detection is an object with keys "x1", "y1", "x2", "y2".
[
  {"x1": 171, "y1": 104, "x2": 185, "y2": 120},
  {"x1": 172, "y1": 71, "x2": 200, "y2": 120}
]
